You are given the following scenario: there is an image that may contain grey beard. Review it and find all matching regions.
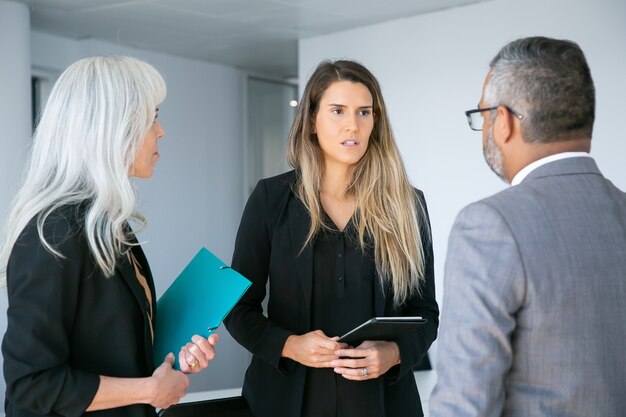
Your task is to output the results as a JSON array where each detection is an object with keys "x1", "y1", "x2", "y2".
[{"x1": 483, "y1": 127, "x2": 507, "y2": 182}]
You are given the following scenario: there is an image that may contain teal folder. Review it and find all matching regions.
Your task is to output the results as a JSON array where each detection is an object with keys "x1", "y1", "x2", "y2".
[{"x1": 153, "y1": 247, "x2": 251, "y2": 369}]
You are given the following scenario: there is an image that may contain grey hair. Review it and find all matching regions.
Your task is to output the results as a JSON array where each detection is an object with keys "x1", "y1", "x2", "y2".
[
  {"x1": 484, "y1": 36, "x2": 595, "y2": 143},
  {"x1": 0, "y1": 56, "x2": 166, "y2": 285}
]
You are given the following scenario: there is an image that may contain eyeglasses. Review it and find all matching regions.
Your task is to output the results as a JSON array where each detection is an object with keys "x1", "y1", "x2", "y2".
[{"x1": 464, "y1": 106, "x2": 524, "y2": 131}]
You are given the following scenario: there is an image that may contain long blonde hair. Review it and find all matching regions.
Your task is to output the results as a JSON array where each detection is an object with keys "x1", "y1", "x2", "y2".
[
  {"x1": 287, "y1": 60, "x2": 429, "y2": 306},
  {"x1": 0, "y1": 56, "x2": 166, "y2": 285}
]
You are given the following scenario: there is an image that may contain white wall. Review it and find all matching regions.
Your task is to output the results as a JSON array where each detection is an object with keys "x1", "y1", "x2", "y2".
[
  {"x1": 299, "y1": 0, "x2": 626, "y2": 367},
  {"x1": 0, "y1": 2, "x2": 30, "y2": 217},
  {"x1": 0, "y1": 1, "x2": 31, "y2": 412},
  {"x1": 0, "y1": 30, "x2": 252, "y2": 401}
]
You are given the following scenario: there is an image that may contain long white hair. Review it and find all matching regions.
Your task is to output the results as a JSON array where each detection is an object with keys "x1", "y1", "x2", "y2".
[{"x1": 0, "y1": 56, "x2": 166, "y2": 285}]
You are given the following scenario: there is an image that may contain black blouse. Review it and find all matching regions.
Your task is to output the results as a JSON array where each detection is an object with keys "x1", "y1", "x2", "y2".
[
  {"x1": 225, "y1": 171, "x2": 439, "y2": 417},
  {"x1": 301, "y1": 215, "x2": 382, "y2": 417}
]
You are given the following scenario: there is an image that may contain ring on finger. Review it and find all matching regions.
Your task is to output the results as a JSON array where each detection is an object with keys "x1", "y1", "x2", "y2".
[
  {"x1": 188, "y1": 358, "x2": 199, "y2": 369},
  {"x1": 361, "y1": 368, "x2": 368, "y2": 379}
]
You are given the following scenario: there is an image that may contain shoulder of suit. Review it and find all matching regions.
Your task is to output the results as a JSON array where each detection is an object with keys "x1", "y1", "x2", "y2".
[
  {"x1": 249, "y1": 171, "x2": 300, "y2": 226},
  {"x1": 456, "y1": 185, "x2": 534, "y2": 229},
  {"x1": 259, "y1": 170, "x2": 296, "y2": 186},
  {"x1": 18, "y1": 203, "x2": 87, "y2": 249},
  {"x1": 257, "y1": 170, "x2": 297, "y2": 196}
]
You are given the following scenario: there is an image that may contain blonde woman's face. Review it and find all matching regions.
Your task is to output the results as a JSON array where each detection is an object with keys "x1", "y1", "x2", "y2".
[
  {"x1": 132, "y1": 113, "x2": 164, "y2": 179},
  {"x1": 314, "y1": 81, "x2": 374, "y2": 169}
]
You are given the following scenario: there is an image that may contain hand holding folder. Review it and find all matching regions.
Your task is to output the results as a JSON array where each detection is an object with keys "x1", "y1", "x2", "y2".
[{"x1": 153, "y1": 247, "x2": 251, "y2": 369}]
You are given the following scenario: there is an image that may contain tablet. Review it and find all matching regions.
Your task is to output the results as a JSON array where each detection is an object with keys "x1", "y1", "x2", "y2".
[
  {"x1": 338, "y1": 317, "x2": 427, "y2": 346},
  {"x1": 158, "y1": 396, "x2": 252, "y2": 417}
]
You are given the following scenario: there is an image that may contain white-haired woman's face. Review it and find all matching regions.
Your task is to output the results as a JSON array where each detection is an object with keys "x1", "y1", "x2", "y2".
[{"x1": 132, "y1": 112, "x2": 165, "y2": 179}]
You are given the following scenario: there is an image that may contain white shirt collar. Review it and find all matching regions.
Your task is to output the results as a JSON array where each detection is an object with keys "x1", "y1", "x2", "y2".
[{"x1": 511, "y1": 152, "x2": 592, "y2": 186}]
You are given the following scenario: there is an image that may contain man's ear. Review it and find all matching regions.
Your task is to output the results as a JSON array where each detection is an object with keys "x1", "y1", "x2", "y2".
[{"x1": 494, "y1": 105, "x2": 513, "y2": 144}]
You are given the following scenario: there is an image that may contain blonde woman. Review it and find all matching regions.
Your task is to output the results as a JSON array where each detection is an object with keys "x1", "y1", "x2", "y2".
[
  {"x1": 1, "y1": 56, "x2": 217, "y2": 417},
  {"x1": 225, "y1": 60, "x2": 438, "y2": 417}
]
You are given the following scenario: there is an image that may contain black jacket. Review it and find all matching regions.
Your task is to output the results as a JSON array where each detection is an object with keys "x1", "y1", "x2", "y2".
[
  {"x1": 225, "y1": 171, "x2": 439, "y2": 417},
  {"x1": 3, "y1": 205, "x2": 157, "y2": 417}
]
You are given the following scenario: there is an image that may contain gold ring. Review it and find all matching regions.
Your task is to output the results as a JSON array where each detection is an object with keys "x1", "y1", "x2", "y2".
[{"x1": 189, "y1": 358, "x2": 199, "y2": 369}]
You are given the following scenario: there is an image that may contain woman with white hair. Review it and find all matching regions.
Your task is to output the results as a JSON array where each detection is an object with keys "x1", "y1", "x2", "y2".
[{"x1": 0, "y1": 56, "x2": 217, "y2": 417}]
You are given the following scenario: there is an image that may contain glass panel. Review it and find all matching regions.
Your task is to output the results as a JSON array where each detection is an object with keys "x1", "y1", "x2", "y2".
[{"x1": 246, "y1": 77, "x2": 298, "y2": 195}]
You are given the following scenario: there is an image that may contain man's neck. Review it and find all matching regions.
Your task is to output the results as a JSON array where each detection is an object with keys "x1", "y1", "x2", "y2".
[{"x1": 506, "y1": 137, "x2": 591, "y2": 182}]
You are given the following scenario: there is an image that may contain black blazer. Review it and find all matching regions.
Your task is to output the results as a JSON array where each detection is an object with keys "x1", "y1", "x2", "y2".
[
  {"x1": 2, "y1": 205, "x2": 157, "y2": 417},
  {"x1": 224, "y1": 171, "x2": 439, "y2": 417}
]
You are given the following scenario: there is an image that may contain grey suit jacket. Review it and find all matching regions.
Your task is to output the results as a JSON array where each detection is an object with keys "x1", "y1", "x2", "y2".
[{"x1": 430, "y1": 156, "x2": 626, "y2": 417}]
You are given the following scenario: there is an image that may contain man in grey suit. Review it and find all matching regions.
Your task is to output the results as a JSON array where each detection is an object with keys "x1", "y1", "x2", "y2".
[{"x1": 429, "y1": 36, "x2": 626, "y2": 417}]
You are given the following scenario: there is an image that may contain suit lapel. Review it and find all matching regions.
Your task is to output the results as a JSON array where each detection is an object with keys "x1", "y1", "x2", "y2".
[
  {"x1": 131, "y1": 243, "x2": 156, "y2": 371},
  {"x1": 288, "y1": 196, "x2": 314, "y2": 330},
  {"x1": 117, "y1": 237, "x2": 155, "y2": 372}
]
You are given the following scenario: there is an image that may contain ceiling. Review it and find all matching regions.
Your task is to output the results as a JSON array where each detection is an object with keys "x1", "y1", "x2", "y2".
[{"x1": 15, "y1": 0, "x2": 486, "y2": 79}]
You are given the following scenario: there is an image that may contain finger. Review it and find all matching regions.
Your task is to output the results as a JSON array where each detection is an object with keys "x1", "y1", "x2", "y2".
[
  {"x1": 191, "y1": 335, "x2": 217, "y2": 361},
  {"x1": 181, "y1": 344, "x2": 201, "y2": 371},
  {"x1": 207, "y1": 333, "x2": 220, "y2": 345},
  {"x1": 308, "y1": 359, "x2": 332, "y2": 368},
  {"x1": 317, "y1": 337, "x2": 345, "y2": 351},
  {"x1": 310, "y1": 354, "x2": 344, "y2": 366},
  {"x1": 335, "y1": 347, "x2": 369, "y2": 358},
  {"x1": 178, "y1": 349, "x2": 192, "y2": 373},
  {"x1": 163, "y1": 352, "x2": 175, "y2": 366},
  {"x1": 185, "y1": 342, "x2": 206, "y2": 368},
  {"x1": 333, "y1": 366, "x2": 371, "y2": 380},
  {"x1": 191, "y1": 334, "x2": 208, "y2": 346},
  {"x1": 329, "y1": 357, "x2": 367, "y2": 369},
  {"x1": 315, "y1": 346, "x2": 343, "y2": 357},
  {"x1": 311, "y1": 359, "x2": 341, "y2": 368},
  {"x1": 313, "y1": 330, "x2": 342, "y2": 345},
  {"x1": 310, "y1": 330, "x2": 344, "y2": 346},
  {"x1": 328, "y1": 336, "x2": 350, "y2": 348},
  {"x1": 338, "y1": 372, "x2": 365, "y2": 381},
  {"x1": 333, "y1": 367, "x2": 360, "y2": 380}
]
